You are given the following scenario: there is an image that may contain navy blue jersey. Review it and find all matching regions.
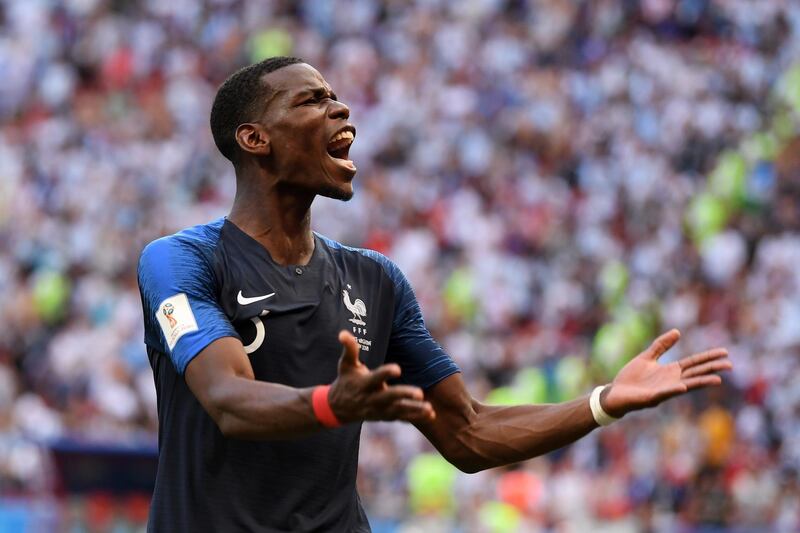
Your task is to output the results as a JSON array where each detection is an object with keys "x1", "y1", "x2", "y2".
[{"x1": 137, "y1": 217, "x2": 459, "y2": 532}]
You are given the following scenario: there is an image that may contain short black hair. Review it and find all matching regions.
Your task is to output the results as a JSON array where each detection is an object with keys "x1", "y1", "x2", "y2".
[{"x1": 210, "y1": 56, "x2": 304, "y2": 163}]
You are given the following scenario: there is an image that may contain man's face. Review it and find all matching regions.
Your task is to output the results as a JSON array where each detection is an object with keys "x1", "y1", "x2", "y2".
[{"x1": 257, "y1": 63, "x2": 357, "y2": 200}]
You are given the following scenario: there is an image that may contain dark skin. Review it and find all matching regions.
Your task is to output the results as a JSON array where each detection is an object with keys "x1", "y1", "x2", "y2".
[{"x1": 186, "y1": 63, "x2": 732, "y2": 472}]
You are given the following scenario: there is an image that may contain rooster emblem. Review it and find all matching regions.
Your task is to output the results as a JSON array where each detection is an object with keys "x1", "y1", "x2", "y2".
[{"x1": 342, "y1": 285, "x2": 367, "y2": 326}]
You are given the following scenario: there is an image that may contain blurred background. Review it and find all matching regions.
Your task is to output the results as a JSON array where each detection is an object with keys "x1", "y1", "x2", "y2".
[{"x1": 1, "y1": 0, "x2": 799, "y2": 531}]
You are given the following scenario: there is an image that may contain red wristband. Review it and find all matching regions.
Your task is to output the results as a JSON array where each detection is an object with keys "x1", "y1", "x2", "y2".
[{"x1": 312, "y1": 385, "x2": 342, "y2": 428}]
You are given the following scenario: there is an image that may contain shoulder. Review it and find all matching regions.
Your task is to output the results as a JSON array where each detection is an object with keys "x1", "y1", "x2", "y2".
[
  {"x1": 137, "y1": 218, "x2": 227, "y2": 292},
  {"x1": 315, "y1": 232, "x2": 406, "y2": 285},
  {"x1": 139, "y1": 218, "x2": 225, "y2": 268}
]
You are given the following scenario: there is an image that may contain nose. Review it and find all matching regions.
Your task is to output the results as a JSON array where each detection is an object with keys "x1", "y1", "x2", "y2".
[{"x1": 327, "y1": 99, "x2": 350, "y2": 120}]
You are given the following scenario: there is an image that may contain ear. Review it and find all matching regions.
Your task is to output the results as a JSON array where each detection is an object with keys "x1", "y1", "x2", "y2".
[{"x1": 234, "y1": 123, "x2": 271, "y2": 157}]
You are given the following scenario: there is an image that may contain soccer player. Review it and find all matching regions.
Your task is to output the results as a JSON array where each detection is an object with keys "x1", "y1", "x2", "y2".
[{"x1": 137, "y1": 57, "x2": 732, "y2": 532}]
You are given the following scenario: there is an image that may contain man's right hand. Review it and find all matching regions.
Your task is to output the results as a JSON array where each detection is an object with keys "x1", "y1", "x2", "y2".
[{"x1": 329, "y1": 330, "x2": 436, "y2": 424}]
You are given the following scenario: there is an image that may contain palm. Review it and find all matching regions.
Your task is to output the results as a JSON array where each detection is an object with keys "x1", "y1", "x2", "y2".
[{"x1": 602, "y1": 329, "x2": 731, "y2": 418}]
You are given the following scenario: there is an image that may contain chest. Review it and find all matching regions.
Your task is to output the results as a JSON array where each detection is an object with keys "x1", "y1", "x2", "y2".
[{"x1": 215, "y1": 251, "x2": 394, "y2": 387}]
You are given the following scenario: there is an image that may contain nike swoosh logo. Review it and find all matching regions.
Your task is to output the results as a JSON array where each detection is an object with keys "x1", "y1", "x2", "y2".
[{"x1": 237, "y1": 291, "x2": 275, "y2": 305}]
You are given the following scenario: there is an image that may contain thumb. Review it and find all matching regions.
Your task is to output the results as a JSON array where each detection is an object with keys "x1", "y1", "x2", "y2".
[
  {"x1": 338, "y1": 330, "x2": 362, "y2": 372},
  {"x1": 644, "y1": 329, "x2": 681, "y2": 360}
]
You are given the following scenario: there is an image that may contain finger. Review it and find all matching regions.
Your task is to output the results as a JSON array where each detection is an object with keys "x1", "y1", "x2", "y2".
[
  {"x1": 364, "y1": 364, "x2": 403, "y2": 389},
  {"x1": 398, "y1": 404, "x2": 436, "y2": 423},
  {"x1": 681, "y1": 358, "x2": 732, "y2": 379},
  {"x1": 678, "y1": 348, "x2": 729, "y2": 370},
  {"x1": 645, "y1": 329, "x2": 681, "y2": 360},
  {"x1": 337, "y1": 330, "x2": 362, "y2": 370},
  {"x1": 384, "y1": 399, "x2": 435, "y2": 422},
  {"x1": 649, "y1": 383, "x2": 689, "y2": 407},
  {"x1": 682, "y1": 375, "x2": 723, "y2": 390},
  {"x1": 371, "y1": 384, "x2": 424, "y2": 405}
]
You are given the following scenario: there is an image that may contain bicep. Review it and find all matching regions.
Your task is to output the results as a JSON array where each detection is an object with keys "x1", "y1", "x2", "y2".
[
  {"x1": 138, "y1": 238, "x2": 239, "y2": 373},
  {"x1": 414, "y1": 373, "x2": 479, "y2": 455},
  {"x1": 184, "y1": 336, "x2": 254, "y2": 420},
  {"x1": 363, "y1": 251, "x2": 459, "y2": 388}
]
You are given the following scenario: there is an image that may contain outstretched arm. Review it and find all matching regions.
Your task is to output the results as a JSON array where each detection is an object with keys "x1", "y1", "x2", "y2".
[{"x1": 415, "y1": 329, "x2": 731, "y2": 473}]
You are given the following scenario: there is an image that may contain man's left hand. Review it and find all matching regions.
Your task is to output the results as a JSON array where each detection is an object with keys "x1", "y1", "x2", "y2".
[{"x1": 600, "y1": 329, "x2": 732, "y2": 418}]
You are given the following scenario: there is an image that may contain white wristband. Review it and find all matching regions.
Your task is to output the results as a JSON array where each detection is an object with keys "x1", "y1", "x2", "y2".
[{"x1": 590, "y1": 385, "x2": 619, "y2": 426}]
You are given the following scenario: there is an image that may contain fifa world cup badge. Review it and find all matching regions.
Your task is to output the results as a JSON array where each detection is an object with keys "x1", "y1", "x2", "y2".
[
  {"x1": 156, "y1": 293, "x2": 199, "y2": 350},
  {"x1": 163, "y1": 303, "x2": 178, "y2": 328}
]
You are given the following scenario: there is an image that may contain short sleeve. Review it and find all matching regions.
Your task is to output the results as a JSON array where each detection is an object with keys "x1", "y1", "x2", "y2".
[
  {"x1": 365, "y1": 254, "x2": 460, "y2": 389},
  {"x1": 138, "y1": 236, "x2": 239, "y2": 374}
]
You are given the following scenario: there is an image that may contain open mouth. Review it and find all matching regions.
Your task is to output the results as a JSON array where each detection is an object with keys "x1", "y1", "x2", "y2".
[{"x1": 326, "y1": 126, "x2": 356, "y2": 164}]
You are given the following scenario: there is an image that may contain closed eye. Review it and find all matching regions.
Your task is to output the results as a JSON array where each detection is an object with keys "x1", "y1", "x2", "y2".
[{"x1": 301, "y1": 89, "x2": 337, "y2": 105}]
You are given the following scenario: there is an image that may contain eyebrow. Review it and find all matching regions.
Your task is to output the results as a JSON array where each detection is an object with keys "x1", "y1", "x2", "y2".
[{"x1": 294, "y1": 86, "x2": 338, "y2": 102}]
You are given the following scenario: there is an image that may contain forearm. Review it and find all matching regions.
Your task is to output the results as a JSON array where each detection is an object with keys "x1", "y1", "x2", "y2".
[
  {"x1": 186, "y1": 334, "x2": 434, "y2": 440},
  {"x1": 451, "y1": 395, "x2": 598, "y2": 472},
  {"x1": 421, "y1": 331, "x2": 731, "y2": 473},
  {"x1": 204, "y1": 377, "x2": 319, "y2": 440}
]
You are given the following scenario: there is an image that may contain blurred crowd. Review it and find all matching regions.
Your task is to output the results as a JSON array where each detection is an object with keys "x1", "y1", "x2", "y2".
[{"x1": 1, "y1": 0, "x2": 799, "y2": 531}]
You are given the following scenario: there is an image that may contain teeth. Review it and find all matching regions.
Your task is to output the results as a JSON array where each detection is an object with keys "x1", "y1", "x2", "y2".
[{"x1": 330, "y1": 131, "x2": 354, "y2": 143}]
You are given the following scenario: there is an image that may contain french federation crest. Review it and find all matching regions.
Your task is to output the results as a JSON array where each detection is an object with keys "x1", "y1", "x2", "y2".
[
  {"x1": 342, "y1": 285, "x2": 366, "y2": 326},
  {"x1": 343, "y1": 285, "x2": 371, "y2": 351}
]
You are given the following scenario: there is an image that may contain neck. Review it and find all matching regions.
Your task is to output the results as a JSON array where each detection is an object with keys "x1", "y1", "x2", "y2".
[{"x1": 228, "y1": 168, "x2": 316, "y2": 266}]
